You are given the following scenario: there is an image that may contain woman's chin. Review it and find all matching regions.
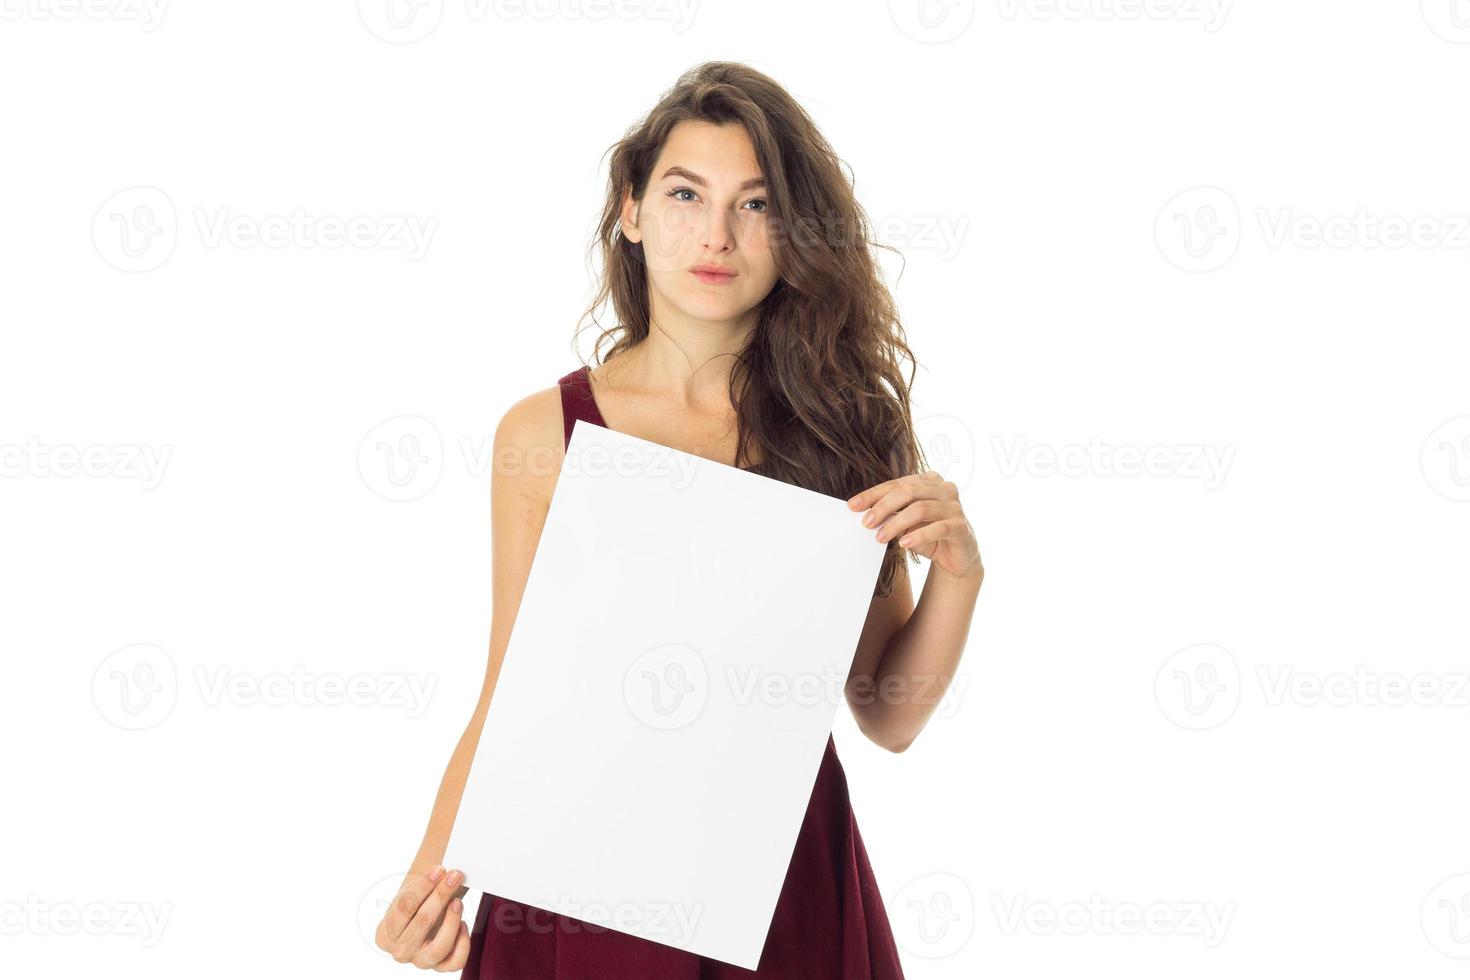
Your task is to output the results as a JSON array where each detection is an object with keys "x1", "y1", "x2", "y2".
[{"x1": 672, "y1": 294, "x2": 750, "y2": 323}]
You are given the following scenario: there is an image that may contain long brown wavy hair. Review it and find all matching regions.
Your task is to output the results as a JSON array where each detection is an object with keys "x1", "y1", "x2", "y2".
[{"x1": 576, "y1": 61, "x2": 927, "y2": 598}]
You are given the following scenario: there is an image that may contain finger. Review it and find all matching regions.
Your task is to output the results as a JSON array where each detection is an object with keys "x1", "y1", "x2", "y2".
[
  {"x1": 380, "y1": 866, "x2": 444, "y2": 946},
  {"x1": 897, "y1": 516, "x2": 963, "y2": 550},
  {"x1": 434, "y1": 921, "x2": 472, "y2": 973},
  {"x1": 861, "y1": 473, "x2": 953, "y2": 530},
  {"x1": 876, "y1": 499, "x2": 960, "y2": 544},
  {"x1": 414, "y1": 896, "x2": 464, "y2": 969},
  {"x1": 847, "y1": 480, "x2": 897, "y2": 512},
  {"x1": 860, "y1": 485, "x2": 914, "y2": 531},
  {"x1": 399, "y1": 869, "x2": 464, "y2": 957}
]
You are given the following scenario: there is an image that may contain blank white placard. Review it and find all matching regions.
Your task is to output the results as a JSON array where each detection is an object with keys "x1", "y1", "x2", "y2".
[{"x1": 442, "y1": 418, "x2": 887, "y2": 969}]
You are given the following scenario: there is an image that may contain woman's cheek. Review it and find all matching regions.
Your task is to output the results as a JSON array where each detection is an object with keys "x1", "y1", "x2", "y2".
[{"x1": 642, "y1": 207, "x2": 698, "y2": 270}]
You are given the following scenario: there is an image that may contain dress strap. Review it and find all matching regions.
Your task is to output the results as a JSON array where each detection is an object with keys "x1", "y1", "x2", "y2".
[{"x1": 557, "y1": 365, "x2": 603, "y2": 449}]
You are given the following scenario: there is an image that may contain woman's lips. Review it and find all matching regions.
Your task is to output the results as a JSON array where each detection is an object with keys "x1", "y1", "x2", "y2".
[{"x1": 691, "y1": 267, "x2": 737, "y2": 285}]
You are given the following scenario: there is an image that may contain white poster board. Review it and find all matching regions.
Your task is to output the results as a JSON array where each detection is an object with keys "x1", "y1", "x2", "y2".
[{"x1": 444, "y1": 419, "x2": 886, "y2": 969}]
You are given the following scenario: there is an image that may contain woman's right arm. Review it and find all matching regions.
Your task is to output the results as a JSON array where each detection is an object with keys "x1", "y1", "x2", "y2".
[{"x1": 374, "y1": 388, "x2": 566, "y2": 971}]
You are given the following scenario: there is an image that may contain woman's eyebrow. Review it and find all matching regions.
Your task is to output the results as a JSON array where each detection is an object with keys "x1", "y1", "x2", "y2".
[{"x1": 659, "y1": 165, "x2": 765, "y2": 191}]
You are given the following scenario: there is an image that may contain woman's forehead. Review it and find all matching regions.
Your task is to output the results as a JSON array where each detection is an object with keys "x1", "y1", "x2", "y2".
[{"x1": 655, "y1": 120, "x2": 761, "y2": 175}]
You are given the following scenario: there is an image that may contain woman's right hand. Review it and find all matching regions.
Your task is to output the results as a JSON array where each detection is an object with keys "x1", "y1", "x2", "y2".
[{"x1": 375, "y1": 865, "x2": 471, "y2": 971}]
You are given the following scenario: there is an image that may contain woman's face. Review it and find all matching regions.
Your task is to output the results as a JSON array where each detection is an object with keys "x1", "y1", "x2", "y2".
[{"x1": 620, "y1": 120, "x2": 780, "y2": 326}]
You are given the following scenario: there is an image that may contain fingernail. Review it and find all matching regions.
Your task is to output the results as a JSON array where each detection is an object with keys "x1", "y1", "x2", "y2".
[
  {"x1": 427, "y1": 865, "x2": 444, "y2": 882},
  {"x1": 451, "y1": 899, "x2": 462, "y2": 913},
  {"x1": 447, "y1": 870, "x2": 463, "y2": 886},
  {"x1": 863, "y1": 513, "x2": 875, "y2": 527}
]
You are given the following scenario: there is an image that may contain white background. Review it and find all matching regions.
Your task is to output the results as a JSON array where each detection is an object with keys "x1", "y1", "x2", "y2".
[{"x1": 3, "y1": 1, "x2": 1469, "y2": 978}]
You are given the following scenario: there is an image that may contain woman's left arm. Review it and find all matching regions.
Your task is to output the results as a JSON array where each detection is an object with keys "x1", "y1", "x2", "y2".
[{"x1": 843, "y1": 471, "x2": 984, "y2": 753}]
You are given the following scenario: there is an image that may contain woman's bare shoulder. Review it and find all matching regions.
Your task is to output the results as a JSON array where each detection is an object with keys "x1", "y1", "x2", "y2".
[{"x1": 491, "y1": 383, "x2": 566, "y2": 502}]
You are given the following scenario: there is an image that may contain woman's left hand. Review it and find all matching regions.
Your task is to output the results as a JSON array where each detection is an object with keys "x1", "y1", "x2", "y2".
[{"x1": 848, "y1": 471, "x2": 983, "y2": 583}]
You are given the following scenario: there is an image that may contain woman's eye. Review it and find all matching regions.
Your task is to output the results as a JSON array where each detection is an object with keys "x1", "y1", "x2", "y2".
[{"x1": 665, "y1": 188, "x2": 766, "y2": 212}]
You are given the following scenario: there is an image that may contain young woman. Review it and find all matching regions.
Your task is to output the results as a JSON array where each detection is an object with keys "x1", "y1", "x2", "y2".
[{"x1": 374, "y1": 61, "x2": 983, "y2": 978}]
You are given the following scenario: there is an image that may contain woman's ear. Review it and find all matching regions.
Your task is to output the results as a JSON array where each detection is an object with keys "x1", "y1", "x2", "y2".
[{"x1": 619, "y1": 192, "x2": 642, "y2": 244}]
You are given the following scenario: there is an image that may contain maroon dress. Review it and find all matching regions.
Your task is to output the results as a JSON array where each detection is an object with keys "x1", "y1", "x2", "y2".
[{"x1": 458, "y1": 366, "x2": 906, "y2": 980}]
